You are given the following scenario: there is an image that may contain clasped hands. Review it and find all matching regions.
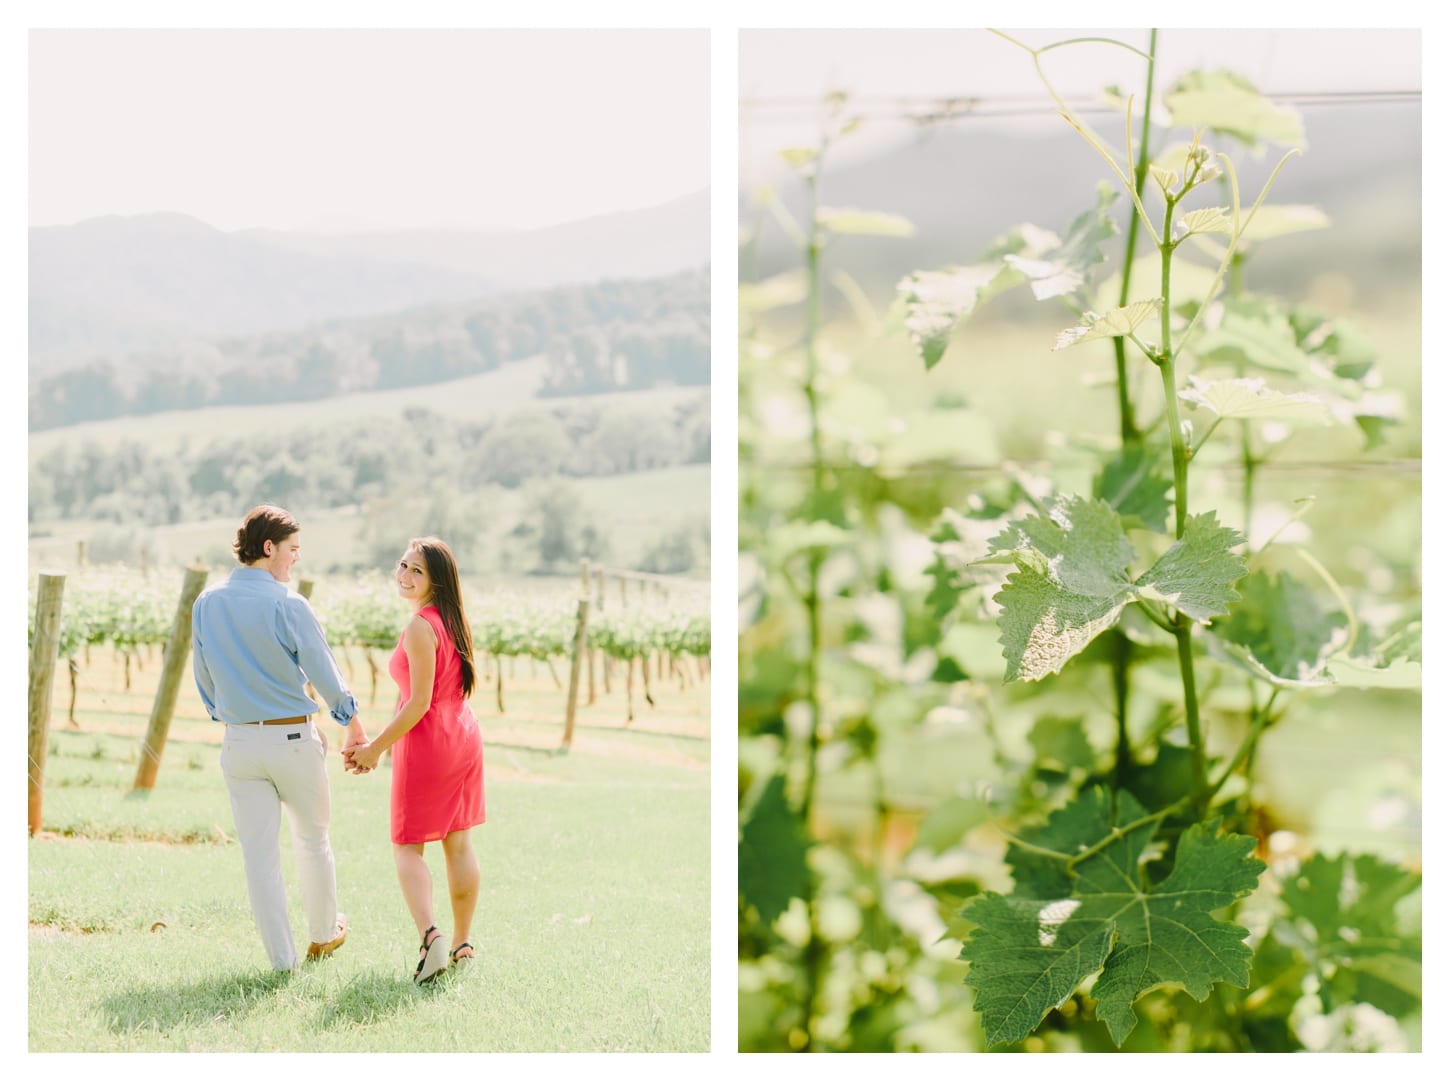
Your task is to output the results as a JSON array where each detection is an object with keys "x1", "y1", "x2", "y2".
[{"x1": 341, "y1": 729, "x2": 382, "y2": 774}]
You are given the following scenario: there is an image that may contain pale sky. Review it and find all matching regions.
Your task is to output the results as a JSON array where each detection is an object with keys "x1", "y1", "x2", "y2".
[
  {"x1": 29, "y1": 27, "x2": 710, "y2": 233},
  {"x1": 740, "y1": 27, "x2": 1423, "y2": 182}
]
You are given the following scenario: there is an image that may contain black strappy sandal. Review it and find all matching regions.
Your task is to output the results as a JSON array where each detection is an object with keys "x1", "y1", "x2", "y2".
[
  {"x1": 450, "y1": 942, "x2": 475, "y2": 968},
  {"x1": 414, "y1": 925, "x2": 448, "y2": 984}
]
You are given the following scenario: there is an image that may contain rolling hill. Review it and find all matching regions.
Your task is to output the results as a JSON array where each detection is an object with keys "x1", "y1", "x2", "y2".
[{"x1": 30, "y1": 188, "x2": 710, "y2": 372}]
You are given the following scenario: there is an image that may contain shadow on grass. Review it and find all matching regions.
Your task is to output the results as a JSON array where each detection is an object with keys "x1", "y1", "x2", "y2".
[
  {"x1": 100, "y1": 968, "x2": 296, "y2": 1034},
  {"x1": 316, "y1": 969, "x2": 453, "y2": 1029},
  {"x1": 100, "y1": 966, "x2": 445, "y2": 1035}
]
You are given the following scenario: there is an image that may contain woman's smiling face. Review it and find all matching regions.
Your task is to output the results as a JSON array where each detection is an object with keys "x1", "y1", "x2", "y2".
[{"x1": 396, "y1": 546, "x2": 433, "y2": 606}]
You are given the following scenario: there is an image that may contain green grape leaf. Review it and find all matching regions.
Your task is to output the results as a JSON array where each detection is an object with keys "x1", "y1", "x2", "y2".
[
  {"x1": 1191, "y1": 204, "x2": 1330, "y2": 260},
  {"x1": 1280, "y1": 852, "x2": 1420, "y2": 951},
  {"x1": 1027, "y1": 715, "x2": 1097, "y2": 775},
  {"x1": 1215, "y1": 569, "x2": 1348, "y2": 683},
  {"x1": 1277, "y1": 852, "x2": 1422, "y2": 1018},
  {"x1": 1174, "y1": 206, "x2": 1234, "y2": 241},
  {"x1": 1093, "y1": 442, "x2": 1172, "y2": 533},
  {"x1": 1119, "y1": 743, "x2": 1199, "y2": 815},
  {"x1": 1087, "y1": 815, "x2": 1264, "y2": 1044},
  {"x1": 1003, "y1": 183, "x2": 1119, "y2": 300},
  {"x1": 1239, "y1": 202, "x2": 1330, "y2": 242},
  {"x1": 987, "y1": 497, "x2": 1137, "y2": 683},
  {"x1": 1354, "y1": 414, "x2": 1398, "y2": 450},
  {"x1": 1189, "y1": 295, "x2": 1313, "y2": 376},
  {"x1": 1135, "y1": 512, "x2": 1246, "y2": 622},
  {"x1": 739, "y1": 772, "x2": 810, "y2": 925},
  {"x1": 987, "y1": 502, "x2": 1245, "y2": 681},
  {"x1": 960, "y1": 893, "x2": 1115, "y2": 1045},
  {"x1": 1179, "y1": 375, "x2": 1331, "y2": 425},
  {"x1": 1289, "y1": 307, "x2": 1378, "y2": 383},
  {"x1": 1054, "y1": 299, "x2": 1162, "y2": 350},
  {"x1": 928, "y1": 653, "x2": 970, "y2": 683},
  {"x1": 1004, "y1": 785, "x2": 1121, "y2": 900},
  {"x1": 924, "y1": 560, "x2": 962, "y2": 624},
  {"x1": 913, "y1": 794, "x2": 994, "y2": 855},
  {"x1": 739, "y1": 270, "x2": 809, "y2": 313},
  {"x1": 816, "y1": 206, "x2": 916, "y2": 237},
  {"x1": 1325, "y1": 656, "x2": 1420, "y2": 689},
  {"x1": 963, "y1": 788, "x2": 1265, "y2": 1047},
  {"x1": 898, "y1": 263, "x2": 1010, "y2": 369},
  {"x1": 1373, "y1": 610, "x2": 1421, "y2": 666},
  {"x1": 1217, "y1": 644, "x2": 1337, "y2": 689},
  {"x1": 923, "y1": 532, "x2": 968, "y2": 622},
  {"x1": 1164, "y1": 70, "x2": 1306, "y2": 148}
]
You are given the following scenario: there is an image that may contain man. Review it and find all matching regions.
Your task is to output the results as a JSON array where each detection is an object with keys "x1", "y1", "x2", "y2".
[{"x1": 192, "y1": 504, "x2": 367, "y2": 972}]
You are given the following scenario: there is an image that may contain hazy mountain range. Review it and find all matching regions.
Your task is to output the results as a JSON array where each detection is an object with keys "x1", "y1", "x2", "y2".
[
  {"x1": 30, "y1": 188, "x2": 709, "y2": 371},
  {"x1": 742, "y1": 101, "x2": 1421, "y2": 306}
]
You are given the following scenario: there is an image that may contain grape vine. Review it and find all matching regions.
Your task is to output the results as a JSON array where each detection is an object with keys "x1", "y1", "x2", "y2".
[{"x1": 739, "y1": 28, "x2": 1420, "y2": 1053}]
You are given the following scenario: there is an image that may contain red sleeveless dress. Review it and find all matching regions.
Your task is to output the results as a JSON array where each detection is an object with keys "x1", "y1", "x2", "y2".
[{"x1": 387, "y1": 605, "x2": 485, "y2": 844}]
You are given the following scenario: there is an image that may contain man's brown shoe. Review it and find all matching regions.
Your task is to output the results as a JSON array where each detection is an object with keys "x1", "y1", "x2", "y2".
[{"x1": 306, "y1": 914, "x2": 348, "y2": 960}]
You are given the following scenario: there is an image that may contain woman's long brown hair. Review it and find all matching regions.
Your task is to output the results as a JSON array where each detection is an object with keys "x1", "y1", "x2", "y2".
[{"x1": 409, "y1": 536, "x2": 476, "y2": 697}]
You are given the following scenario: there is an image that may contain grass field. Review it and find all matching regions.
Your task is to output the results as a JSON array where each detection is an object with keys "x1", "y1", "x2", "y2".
[{"x1": 28, "y1": 643, "x2": 711, "y2": 1052}]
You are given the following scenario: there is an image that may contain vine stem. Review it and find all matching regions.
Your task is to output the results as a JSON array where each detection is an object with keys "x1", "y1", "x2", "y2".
[
  {"x1": 795, "y1": 114, "x2": 834, "y2": 1055},
  {"x1": 1154, "y1": 193, "x2": 1210, "y2": 813},
  {"x1": 1066, "y1": 803, "x2": 1186, "y2": 869},
  {"x1": 1173, "y1": 619, "x2": 1209, "y2": 813},
  {"x1": 1207, "y1": 688, "x2": 1279, "y2": 800},
  {"x1": 1112, "y1": 28, "x2": 1156, "y2": 447},
  {"x1": 995, "y1": 801, "x2": 1187, "y2": 868},
  {"x1": 1107, "y1": 30, "x2": 1157, "y2": 789}
]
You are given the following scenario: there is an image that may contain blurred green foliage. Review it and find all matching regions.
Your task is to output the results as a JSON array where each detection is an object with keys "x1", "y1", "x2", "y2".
[{"x1": 739, "y1": 32, "x2": 1420, "y2": 1053}]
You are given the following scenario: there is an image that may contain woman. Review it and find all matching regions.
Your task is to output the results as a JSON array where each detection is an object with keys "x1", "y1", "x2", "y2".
[{"x1": 345, "y1": 537, "x2": 485, "y2": 984}]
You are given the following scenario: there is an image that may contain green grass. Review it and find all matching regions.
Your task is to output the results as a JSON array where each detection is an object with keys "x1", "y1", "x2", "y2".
[{"x1": 29, "y1": 655, "x2": 710, "y2": 1051}]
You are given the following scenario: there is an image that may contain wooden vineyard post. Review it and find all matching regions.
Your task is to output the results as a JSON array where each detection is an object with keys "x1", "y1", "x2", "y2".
[
  {"x1": 132, "y1": 566, "x2": 209, "y2": 792},
  {"x1": 561, "y1": 559, "x2": 590, "y2": 752},
  {"x1": 28, "y1": 573, "x2": 66, "y2": 836},
  {"x1": 296, "y1": 578, "x2": 320, "y2": 704},
  {"x1": 587, "y1": 637, "x2": 597, "y2": 705},
  {"x1": 583, "y1": 560, "x2": 596, "y2": 705},
  {"x1": 598, "y1": 570, "x2": 612, "y2": 695}
]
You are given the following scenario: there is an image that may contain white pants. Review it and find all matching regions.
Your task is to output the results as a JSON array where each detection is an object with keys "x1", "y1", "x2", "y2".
[{"x1": 220, "y1": 720, "x2": 337, "y2": 970}]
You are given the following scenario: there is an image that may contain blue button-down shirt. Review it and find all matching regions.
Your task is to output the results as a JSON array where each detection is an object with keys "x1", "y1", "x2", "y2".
[{"x1": 192, "y1": 567, "x2": 358, "y2": 726}]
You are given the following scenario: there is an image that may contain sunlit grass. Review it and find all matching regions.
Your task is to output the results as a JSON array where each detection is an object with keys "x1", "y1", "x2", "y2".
[{"x1": 29, "y1": 652, "x2": 710, "y2": 1051}]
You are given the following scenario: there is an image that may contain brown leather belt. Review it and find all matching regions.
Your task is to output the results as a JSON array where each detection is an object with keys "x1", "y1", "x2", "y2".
[{"x1": 249, "y1": 716, "x2": 309, "y2": 726}]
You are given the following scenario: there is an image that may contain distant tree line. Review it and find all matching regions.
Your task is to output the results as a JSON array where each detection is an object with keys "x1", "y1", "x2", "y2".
[
  {"x1": 29, "y1": 269, "x2": 709, "y2": 431},
  {"x1": 28, "y1": 395, "x2": 710, "y2": 529}
]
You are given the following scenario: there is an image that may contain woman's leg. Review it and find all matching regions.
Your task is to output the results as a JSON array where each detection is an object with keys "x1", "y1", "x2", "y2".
[
  {"x1": 392, "y1": 842, "x2": 435, "y2": 939},
  {"x1": 440, "y1": 829, "x2": 480, "y2": 952}
]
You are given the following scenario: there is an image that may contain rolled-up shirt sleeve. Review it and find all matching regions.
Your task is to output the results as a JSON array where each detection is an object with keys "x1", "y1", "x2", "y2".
[{"x1": 279, "y1": 595, "x2": 358, "y2": 725}]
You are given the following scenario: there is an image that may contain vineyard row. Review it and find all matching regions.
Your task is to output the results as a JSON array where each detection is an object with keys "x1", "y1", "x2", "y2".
[{"x1": 29, "y1": 567, "x2": 710, "y2": 663}]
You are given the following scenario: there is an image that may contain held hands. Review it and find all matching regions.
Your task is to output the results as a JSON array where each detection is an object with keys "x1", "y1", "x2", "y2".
[
  {"x1": 341, "y1": 724, "x2": 376, "y2": 775},
  {"x1": 344, "y1": 740, "x2": 383, "y2": 774}
]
